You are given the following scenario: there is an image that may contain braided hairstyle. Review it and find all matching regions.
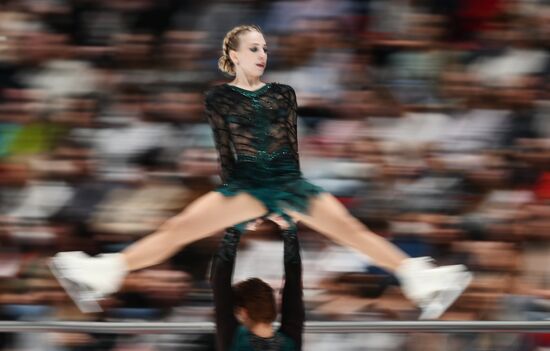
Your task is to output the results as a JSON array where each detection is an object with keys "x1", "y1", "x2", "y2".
[{"x1": 218, "y1": 25, "x2": 263, "y2": 76}]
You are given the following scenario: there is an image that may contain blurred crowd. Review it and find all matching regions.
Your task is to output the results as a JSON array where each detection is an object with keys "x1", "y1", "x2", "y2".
[{"x1": 1, "y1": 0, "x2": 550, "y2": 350}]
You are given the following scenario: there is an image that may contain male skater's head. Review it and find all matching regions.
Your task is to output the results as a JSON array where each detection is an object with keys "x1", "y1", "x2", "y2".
[
  {"x1": 212, "y1": 219, "x2": 303, "y2": 350},
  {"x1": 233, "y1": 278, "x2": 277, "y2": 331}
]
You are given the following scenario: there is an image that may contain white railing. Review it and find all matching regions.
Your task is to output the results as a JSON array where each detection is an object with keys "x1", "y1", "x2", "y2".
[{"x1": 0, "y1": 321, "x2": 548, "y2": 334}]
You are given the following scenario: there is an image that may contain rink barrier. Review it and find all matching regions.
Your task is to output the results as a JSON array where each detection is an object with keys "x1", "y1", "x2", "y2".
[{"x1": 0, "y1": 321, "x2": 549, "y2": 334}]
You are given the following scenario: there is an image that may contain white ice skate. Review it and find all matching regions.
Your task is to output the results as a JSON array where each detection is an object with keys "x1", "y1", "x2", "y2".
[
  {"x1": 49, "y1": 251, "x2": 127, "y2": 313},
  {"x1": 397, "y1": 257, "x2": 473, "y2": 319}
]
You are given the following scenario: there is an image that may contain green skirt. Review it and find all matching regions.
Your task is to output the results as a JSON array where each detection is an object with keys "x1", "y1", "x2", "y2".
[
  {"x1": 215, "y1": 151, "x2": 325, "y2": 230},
  {"x1": 217, "y1": 177, "x2": 324, "y2": 215},
  {"x1": 215, "y1": 177, "x2": 325, "y2": 232}
]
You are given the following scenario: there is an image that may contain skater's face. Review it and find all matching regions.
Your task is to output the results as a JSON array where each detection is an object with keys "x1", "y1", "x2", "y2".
[{"x1": 229, "y1": 30, "x2": 268, "y2": 78}]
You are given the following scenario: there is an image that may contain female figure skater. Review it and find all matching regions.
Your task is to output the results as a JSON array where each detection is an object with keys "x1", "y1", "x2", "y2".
[{"x1": 51, "y1": 25, "x2": 471, "y2": 319}]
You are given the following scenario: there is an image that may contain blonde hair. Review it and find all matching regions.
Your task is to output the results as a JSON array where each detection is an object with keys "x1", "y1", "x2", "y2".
[{"x1": 218, "y1": 25, "x2": 263, "y2": 76}]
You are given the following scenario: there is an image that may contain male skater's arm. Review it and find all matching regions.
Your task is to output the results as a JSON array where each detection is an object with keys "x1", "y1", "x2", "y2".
[
  {"x1": 210, "y1": 227, "x2": 242, "y2": 351},
  {"x1": 279, "y1": 228, "x2": 305, "y2": 350}
]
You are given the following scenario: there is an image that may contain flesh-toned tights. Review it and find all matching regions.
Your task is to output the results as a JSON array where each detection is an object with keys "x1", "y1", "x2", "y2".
[{"x1": 123, "y1": 191, "x2": 407, "y2": 272}]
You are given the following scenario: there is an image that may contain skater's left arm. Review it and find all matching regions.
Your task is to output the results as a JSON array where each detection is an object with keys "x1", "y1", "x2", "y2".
[
  {"x1": 284, "y1": 85, "x2": 300, "y2": 167},
  {"x1": 279, "y1": 229, "x2": 305, "y2": 350}
]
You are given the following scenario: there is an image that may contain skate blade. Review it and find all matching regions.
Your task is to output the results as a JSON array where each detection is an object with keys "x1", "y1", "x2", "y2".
[
  {"x1": 419, "y1": 271, "x2": 473, "y2": 320},
  {"x1": 49, "y1": 258, "x2": 103, "y2": 313}
]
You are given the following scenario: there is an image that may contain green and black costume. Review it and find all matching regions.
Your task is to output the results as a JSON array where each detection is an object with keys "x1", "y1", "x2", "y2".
[{"x1": 204, "y1": 82, "x2": 325, "y2": 232}]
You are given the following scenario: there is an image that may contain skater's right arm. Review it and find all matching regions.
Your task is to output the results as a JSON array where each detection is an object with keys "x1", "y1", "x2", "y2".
[
  {"x1": 205, "y1": 89, "x2": 234, "y2": 184},
  {"x1": 210, "y1": 227, "x2": 241, "y2": 351}
]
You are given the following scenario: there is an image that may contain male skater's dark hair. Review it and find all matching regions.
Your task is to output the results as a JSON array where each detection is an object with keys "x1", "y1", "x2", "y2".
[{"x1": 233, "y1": 278, "x2": 277, "y2": 324}]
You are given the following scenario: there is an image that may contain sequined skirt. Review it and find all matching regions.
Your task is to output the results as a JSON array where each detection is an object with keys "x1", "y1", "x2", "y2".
[{"x1": 214, "y1": 151, "x2": 325, "y2": 217}]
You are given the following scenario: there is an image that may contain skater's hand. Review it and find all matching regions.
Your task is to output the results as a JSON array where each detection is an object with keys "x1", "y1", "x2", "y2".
[{"x1": 245, "y1": 218, "x2": 264, "y2": 231}]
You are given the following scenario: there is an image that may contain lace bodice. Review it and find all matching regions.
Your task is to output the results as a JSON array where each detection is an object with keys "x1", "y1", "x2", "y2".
[{"x1": 204, "y1": 82, "x2": 300, "y2": 184}]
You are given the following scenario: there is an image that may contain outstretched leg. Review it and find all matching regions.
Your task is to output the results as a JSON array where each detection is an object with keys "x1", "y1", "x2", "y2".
[
  {"x1": 286, "y1": 192, "x2": 472, "y2": 319},
  {"x1": 286, "y1": 193, "x2": 407, "y2": 272},
  {"x1": 123, "y1": 191, "x2": 267, "y2": 271},
  {"x1": 50, "y1": 191, "x2": 268, "y2": 312}
]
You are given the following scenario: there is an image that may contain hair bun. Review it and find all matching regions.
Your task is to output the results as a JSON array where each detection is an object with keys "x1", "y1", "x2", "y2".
[{"x1": 218, "y1": 54, "x2": 235, "y2": 76}]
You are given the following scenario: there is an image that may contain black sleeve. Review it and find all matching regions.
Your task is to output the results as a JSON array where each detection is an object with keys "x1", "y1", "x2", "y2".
[
  {"x1": 284, "y1": 85, "x2": 300, "y2": 168},
  {"x1": 205, "y1": 90, "x2": 235, "y2": 184},
  {"x1": 279, "y1": 228, "x2": 305, "y2": 350},
  {"x1": 210, "y1": 228, "x2": 241, "y2": 351}
]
